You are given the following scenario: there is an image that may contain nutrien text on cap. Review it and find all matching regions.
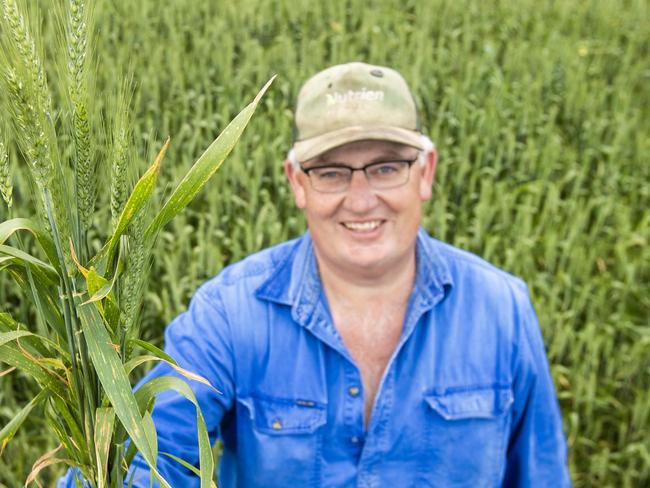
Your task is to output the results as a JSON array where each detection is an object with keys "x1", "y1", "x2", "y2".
[{"x1": 293, "y1": 62, "x2": 423, "y2": 162}]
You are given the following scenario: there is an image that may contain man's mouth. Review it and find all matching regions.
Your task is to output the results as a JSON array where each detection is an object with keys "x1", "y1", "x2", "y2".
[{"x1": 341, "y1": 220, "x2": 384, "y2": 232}]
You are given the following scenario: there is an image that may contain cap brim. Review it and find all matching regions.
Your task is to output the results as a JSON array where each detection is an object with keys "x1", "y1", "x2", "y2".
[{"x1": 293, "y1": 126, "x2": 423, "y2": 162}]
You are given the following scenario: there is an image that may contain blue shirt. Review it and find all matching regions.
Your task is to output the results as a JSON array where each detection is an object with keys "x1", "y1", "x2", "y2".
[{"x1": 59, "y1": 229, "x2": 570, "y2": 487}]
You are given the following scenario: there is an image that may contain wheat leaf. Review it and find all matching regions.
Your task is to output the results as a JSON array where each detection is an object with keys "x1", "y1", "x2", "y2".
[
  {"x1": 76, "y1": 302, "x2": 173, "y2": 488},
  {"x1": 94, "y1": 407, "x2": 116, "y2": 488},
  {"x1": 91, "y1": 137, "x2": 169, "y2": 274},
  {"x1": 160, "y1": 452, "x2": 217, "y2": 488},
  {"x1": 128, "y1": 338, "x2": 177, "y2": 365},
  {"x1": 23, "y1": 444, "x2": 74, "y2": 488},
  {"x1": 0, "y1": 329, "x2": 31, "y2": 346},
  {"x1": 0, "y1": 389, "x2": 48, "y2": 456},
  {"x1": 127, "y1": 338, "x2": 220, "y2": 393},
  {"x1": 0, "y1": 244, "x2": 59, "y2": 283},
  {"x1": 123, "y1": 355, "x2": 160, "y2": 376},
  {"x1": 3, "y1": 267, "x2": 66, "y2": 339},
  {"x1": 0, "y1": 218, "x2": 59, "y2": 270},
  {"x1": 134, "y1": 376, "x2": 214, "y2": 488},
  {"x1": 0, "y1": 316, "x2": 68, "y2": 358},
  {"x1": 144, "y1": 76, "x2": 275, "y2": 240},
  {"x1": 0, "y1": 343, "x2": 67, "y2": 401}
]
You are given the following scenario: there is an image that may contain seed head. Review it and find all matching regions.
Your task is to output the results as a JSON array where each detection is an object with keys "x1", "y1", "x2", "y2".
[{"x1": 0, "y1": 142, "x2": 12, "y2": 209}]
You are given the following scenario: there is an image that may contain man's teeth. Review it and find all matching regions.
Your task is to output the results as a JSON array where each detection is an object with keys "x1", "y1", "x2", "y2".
[{"x1": 343, "y1": 220, "x2": 382, "y2": 231}]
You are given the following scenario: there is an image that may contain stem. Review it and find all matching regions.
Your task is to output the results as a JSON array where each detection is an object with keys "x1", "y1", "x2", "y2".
[
  {"x1": 60, "y1": 274, "x2": 86, "y2": 438},
  {"x1": 44, "y1": 187, "x2": 98, "y2": 456}
]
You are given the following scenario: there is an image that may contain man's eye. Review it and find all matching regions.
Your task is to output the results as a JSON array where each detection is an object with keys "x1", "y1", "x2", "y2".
[
  {"x1": 369, "y1": 162, "x2": 401, "y2": 176},
  {"x1": 313, "y1": 168, "x2": 348, "y2": 179}
]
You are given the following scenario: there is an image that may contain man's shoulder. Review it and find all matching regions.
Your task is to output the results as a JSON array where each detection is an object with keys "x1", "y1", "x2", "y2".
[
  {"x1": 197, "y1": 235, "x2": 302, "y2": 299},
  {"x1": 424, "y1": 233, "x2": 529, "y2": 301},
  {"x1": 423, "y1": 233, "x2": 537, "y2": 343}
]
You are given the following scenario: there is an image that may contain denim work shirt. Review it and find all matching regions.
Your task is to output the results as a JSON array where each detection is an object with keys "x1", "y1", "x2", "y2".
[{"x1": 58, "y1": 229, "x2": 570, "y2": 487}]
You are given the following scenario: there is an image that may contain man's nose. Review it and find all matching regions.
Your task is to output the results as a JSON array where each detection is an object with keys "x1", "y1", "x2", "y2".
[{"x1": 343, "y1": 170, "x2": 378, "y2": 212}]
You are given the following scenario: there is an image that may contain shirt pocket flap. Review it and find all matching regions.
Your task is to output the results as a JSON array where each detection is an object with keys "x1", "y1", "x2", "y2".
[
  {"x1": 240, "y1": 395, "x2": 327, "y2": 434},
  {"x1": 425, "y1": 387, "x2": 514, "y2": 421}
]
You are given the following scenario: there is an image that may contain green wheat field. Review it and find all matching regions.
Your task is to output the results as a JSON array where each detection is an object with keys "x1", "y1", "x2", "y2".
[{"x1": 0, "y1": 0, "x2": 648, "y2": 486}]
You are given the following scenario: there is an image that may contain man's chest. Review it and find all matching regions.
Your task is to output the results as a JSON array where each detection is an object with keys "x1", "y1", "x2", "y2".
[
  {"x1": 227, "y1": 302, "x2": 517, "y2": 488},
  {"x1": 333, "y1": 310, "x2": 405, "y2": 428}
]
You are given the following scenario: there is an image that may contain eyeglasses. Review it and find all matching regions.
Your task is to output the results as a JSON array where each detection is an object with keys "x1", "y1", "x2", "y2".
[{"x1": 300, "y1": 158, "x2": 418, "y2": 193}]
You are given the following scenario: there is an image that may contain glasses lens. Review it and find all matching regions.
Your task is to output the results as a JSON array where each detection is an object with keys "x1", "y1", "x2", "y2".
[
  {"x1": 304, "y1": 160, "x2": 413, "y2": 192},
  {"x1": 309, "y1": 166, "x2": 352, "y2": 192},
  {"x1": 365, "y1": 161, "x2": 410, "y2": 189}
]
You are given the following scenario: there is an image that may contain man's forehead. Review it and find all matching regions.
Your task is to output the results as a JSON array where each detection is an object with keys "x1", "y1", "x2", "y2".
[{"x1": 309, "y1": 139, "x2": 418, "y2": 163}]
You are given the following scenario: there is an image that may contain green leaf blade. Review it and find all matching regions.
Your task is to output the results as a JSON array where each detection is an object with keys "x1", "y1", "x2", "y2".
[
  {"x1": 94, "y1": 407, "x2": 116, "y2": 488},
  {"x1": 0, "y1": 389, "x2": 48, "y2": 455},
  {"x1": 0, "y1": 343, "x2": 68, "y2": 402},
  {"x1": 100, "y1": 137, "x2": 169, "y2": 270},
  {"x1": 0, "y1": 218, "x2": 59, "y2": 271},
  {"x1": 134, "y1": 376, "x2": 214, "y2": 488},
  {"x1": 145, "y1": 76, "x2": 275, "y2": 240},
  {"x1": 76, "y1": 302, "x2": 172, "y2": 488}
]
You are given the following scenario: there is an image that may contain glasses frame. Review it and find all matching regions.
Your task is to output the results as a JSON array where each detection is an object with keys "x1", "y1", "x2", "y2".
[{"x1": 299, "y1": 157, "x2": 419, "y2": 193}]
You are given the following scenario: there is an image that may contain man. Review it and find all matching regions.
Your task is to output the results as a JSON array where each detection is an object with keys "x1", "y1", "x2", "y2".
[{"x1": 60, "y1": 62, "x2": 571, "y2": 487}]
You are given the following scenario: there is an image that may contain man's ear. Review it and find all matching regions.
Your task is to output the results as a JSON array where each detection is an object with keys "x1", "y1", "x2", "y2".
[
  {"x1": 419, "y1": 148, "x2": 438, "y2": 201},
  {"x1": 284, "y1": 159, "x2": 307, "y2": 209}
]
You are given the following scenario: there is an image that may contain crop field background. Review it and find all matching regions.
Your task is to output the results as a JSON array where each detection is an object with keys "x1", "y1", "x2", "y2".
[{"x1": 0, "y1": 0, "x2": 648, "y2": 486}]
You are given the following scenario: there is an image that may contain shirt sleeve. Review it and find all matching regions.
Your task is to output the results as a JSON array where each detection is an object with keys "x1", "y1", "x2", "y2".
[
  {"x1": 503, "y1": 289, "x2": 571, "y2": 487},
  {"x1": 57, "y1": 286, "x2": 236, "y2": 488}
]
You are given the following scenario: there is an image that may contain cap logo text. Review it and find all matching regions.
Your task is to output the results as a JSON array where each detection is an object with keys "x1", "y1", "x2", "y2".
[{"x1": 326, "y1": 88, "x2": 384, "y2": 105}]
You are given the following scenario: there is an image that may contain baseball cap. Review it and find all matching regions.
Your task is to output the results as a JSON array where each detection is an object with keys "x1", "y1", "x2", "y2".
[{"x1": 293, "y1": 62, "x2": 423, "y2": 162}]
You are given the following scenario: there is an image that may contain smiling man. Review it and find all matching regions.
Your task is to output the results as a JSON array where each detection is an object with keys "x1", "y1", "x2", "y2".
[{"x1": 59, "y1": 62, "x2": 571, "y2": 487}]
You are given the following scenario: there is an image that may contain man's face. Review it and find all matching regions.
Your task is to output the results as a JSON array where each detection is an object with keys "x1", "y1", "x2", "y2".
[{"x1": 285, "y1": 140, "x2": 437, "y2": 278}]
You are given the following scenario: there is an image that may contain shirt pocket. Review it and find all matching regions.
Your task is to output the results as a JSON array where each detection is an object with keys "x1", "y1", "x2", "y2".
[
  {"x1": 419, "y1": 386, "x2": 513, "y2": 487},
  {"x1": 236, "y1": 394, "x2": 327, "y2": 487}
]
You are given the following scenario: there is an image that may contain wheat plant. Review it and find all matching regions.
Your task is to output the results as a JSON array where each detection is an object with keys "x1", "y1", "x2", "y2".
[{"x1": 0, "y1": 0, "x2": 272, "y2": 486}]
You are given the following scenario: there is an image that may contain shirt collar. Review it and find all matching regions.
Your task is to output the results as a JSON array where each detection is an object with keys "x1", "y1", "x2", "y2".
[{"x1": 256, "y1": 228, "x2": 454, "y2": 326}]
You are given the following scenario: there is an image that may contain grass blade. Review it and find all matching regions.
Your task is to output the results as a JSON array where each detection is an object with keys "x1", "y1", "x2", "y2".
[
  {"x1": 24, "y1": 445, "x2": 75, "y2": 488},
  {"x1": 0, "y1": 389, "x2": 48, "y2": 455},
  {"x1": 76, "y1": 301, "x2": 172, "y2": 488},
  {"x1": 0, "y1": 317, "x2": 68, "y2": 358},
  {"x1": 0, "y1": 218, "x2": 59, "y2": 270},
  {"x1": 94, "y1": 407, "x2": 116, "y2": 488},
  {"x1": 3, "y1": 267, "x2": 66, "y2": 339},
  {"x1": 134, "y1": 376, "x2": 214, "y2": 488},
  {"x1": 0, "y1": 329, "x2": 31, "y2": 346},
  {"x1": 0, "y1": 244, "x2": 59, "y2": 283},
  {"x1": 160, "y1": 452, "x2": 217, "y2": 488},
  {"x1": 144, "y1": 76, "x2": 275, "y2": 240},
  {"x1": 0, "y1": 343, "x2": 68, "y2": 401},
  {"x1": 127, "y1": 339, "x2": 219, "y2": 393},
  {"x1": 91, "y1": 138, "x2": 169, "y2": 274}
]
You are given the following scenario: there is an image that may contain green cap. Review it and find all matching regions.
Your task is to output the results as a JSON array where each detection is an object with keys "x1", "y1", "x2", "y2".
[{"x1": 293, "y1": 62, "x2": 423, "y2": 162}]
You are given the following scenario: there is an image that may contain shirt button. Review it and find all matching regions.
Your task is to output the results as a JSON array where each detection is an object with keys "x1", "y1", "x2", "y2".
[
  {"x1": 348, "y1": 386, "x2": 360, "y2": 397},
  {"x1": 271, "y1": 420, "x2": 282, "y2": 430},
  {"x1": 351, "y1": 436, "x2": 360, "y2": 444}
]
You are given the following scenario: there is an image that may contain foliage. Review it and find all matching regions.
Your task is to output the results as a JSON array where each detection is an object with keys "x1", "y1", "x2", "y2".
[
  {"x1": 0, "y1": 0, "x2": 648, "y2": 487},
  {"x1": 0, "y1": 0, "x2": 271, "y2": 486}
]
